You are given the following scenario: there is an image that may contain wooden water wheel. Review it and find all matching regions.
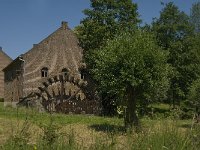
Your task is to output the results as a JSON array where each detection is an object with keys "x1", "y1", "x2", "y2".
[{"x1": 18, "y1": 72, "x2": 100, "y2": 114}]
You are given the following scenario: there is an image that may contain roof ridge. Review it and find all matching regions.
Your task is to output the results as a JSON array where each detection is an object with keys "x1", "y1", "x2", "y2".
[
  {"x1": 0, "y1": 49, "x2": 13, "y2": 61},
  {"x1": 22, "y1": 23, "x2": 72, "y2": 57}
]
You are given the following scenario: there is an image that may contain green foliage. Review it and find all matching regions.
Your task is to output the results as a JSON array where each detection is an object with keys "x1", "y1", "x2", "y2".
[
  {"x1": 152, "y1": 2, "x2": 198, "y2": 107},
  {"x1": 131, "y1": 121, "x2": 200, "y2": 150},
  {"x1": 0, "y1": 102, "x2": 123, "y2": 125},
  {"x1": 152, "y1": 2, "x2": 193, "y2": 49},
  {"x1": 190, "y1": 2, "x2": 200, "y2": 33},
  {"x1": 76, "y1": 0, "x2": 140, "y2": 52},
  {"x1": 75, "y1": 0, "x2": 141, "y2": 116},
  {"x1": 40, "y1": 116, "x2": 59, "y2": 146},
  {"x1": 92, "y1": 30, "x2": 170, "y2": 104},
  {"x1": 3, "y1": 119, "x2": 32, "y2": 150},
  {"x1": 176, "y1": 34, "x2": 200, "y2": 119},
  {"x1": 2, "y1": 116, "x2": 200, "y2": 150},
  {"x1": 0, "y1": 98, "x2": 4, "y2": 102},
  {"x1": 188, "y1": 78, "x2": 200, "y2": 114},
  {"x1": 190, "y1": 124, "x2": 200, "y2": 146},
  {"x1": 91, "y1": 30, "x2": 171, "y2": 126},
  {"x1": 167, "y1": 35, "x2": 200, "y2": 103},
  {"x1": 1, "y1": 105, "x2": 200, "y2": 149}
]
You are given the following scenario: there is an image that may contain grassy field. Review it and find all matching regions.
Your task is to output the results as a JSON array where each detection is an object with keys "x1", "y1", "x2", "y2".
[{"x1": 0, "y1": 103, "x2": 199, "y2": 150}]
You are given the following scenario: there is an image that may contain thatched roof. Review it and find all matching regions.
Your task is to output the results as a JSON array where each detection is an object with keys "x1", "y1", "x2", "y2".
[
  {"x1": 3, "y1": 21, "x2": 84, "y2": 74},
  {"x1": 0, "y1": 48, "x2": 12, "y2": 72},
  {"x1": 22, "y1": 21, "x2": 83, "y2": 73}
]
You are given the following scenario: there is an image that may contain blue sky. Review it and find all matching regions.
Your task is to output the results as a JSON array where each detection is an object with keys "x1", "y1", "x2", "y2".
[{"x1": 0, "y1": 0, "x2": 199, "y2": 59}]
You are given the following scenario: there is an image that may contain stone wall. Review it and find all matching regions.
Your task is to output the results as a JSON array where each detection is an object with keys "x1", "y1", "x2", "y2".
[
  {"x1": 4, "y1": 58, "x2": 23, "y2": 106},
  {"x1": 22, "y1": 22, "x2": 83, "y2": 97},
  {"x1": 0, "y1": 48, "x2": 12, "y2": 99},
  {"x1": 3, "y1": 22, "x2": 100, "y2": 113},
  {"x1": 4, "y1": 22, "x2": 84, "y2": 103}
]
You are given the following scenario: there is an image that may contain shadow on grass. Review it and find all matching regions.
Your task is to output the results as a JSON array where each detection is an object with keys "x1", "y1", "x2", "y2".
[
  {"x1": 179, "y1": 124, "x2": 192, "y2": 129},
  {"x1": 89, "y1": 123, "x2": 126, "y2": 133},
  {"x1": 153, "y1": 107, "x2": 170, "y2": 114}
]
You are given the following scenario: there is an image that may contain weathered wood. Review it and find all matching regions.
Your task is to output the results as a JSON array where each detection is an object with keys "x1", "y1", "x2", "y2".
[
  {"x1": 59, "y1": 74, "x2": 64, "y2": 82},
  {"x1": 43, "y1": 82, "x2": 49, "y2": 88},
  {"x1": 0, "y1": 49, "x2": 12, "y2": 99},
  {"x1": 17, "y1": 72, "x2": 99, "y2": 114},
  {"x1": 48, "y1": 78, "x2": 54, "y2": 84},
  {"x1": 54, "y1": 75, "x2": 59, "y2": 82}
]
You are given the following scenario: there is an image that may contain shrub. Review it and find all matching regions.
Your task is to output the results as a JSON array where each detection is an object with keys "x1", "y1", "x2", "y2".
[
  {"x1": 0, "y1": 98, "x2": 4, "y2": 102},
  {"x1": 2, "y1": 119, "x2": 32, "y2": 150}
]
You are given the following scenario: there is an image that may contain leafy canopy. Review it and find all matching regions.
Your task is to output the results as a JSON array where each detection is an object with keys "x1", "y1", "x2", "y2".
[
  {"x1": 76, "y1": 0, "x2": 140, "y2": 52},
  {"x1": 190, "y1": 2, "x2": 200, "y2": 33},
  {"x1": 152, "y1": 2, "x2": 195, "y2": 104},
  {"x1": 152, "y1": 2, "x2": 193, "y2": 49},
  {"x1": 188, "y1": 78, "x2": 200, "y2": 114},
  {"x1": 91, "y1": 30, "x2": 170, "y2": 103}
]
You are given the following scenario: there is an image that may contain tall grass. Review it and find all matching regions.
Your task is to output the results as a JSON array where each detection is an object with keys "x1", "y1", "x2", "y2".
[
  {"x1": 2, "y1": 120, "x2": 200, "y2": 150},
  {"x1": 130, "y1": 121, "x2": 200, "y2": 150},
  {"x1": 0, "y1": 103, "x2": 200, "y2": 150}
]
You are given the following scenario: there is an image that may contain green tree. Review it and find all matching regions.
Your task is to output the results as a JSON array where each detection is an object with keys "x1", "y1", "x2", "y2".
[
  {"x1": 188, "y1": 78, "x2": 200, "y2": 121},
  {"x1": 152, "y1": 2, "x2": 193, "y2": 49},
  {"x1": 152, "y1": 2, "x2": 194, "y2": 107},
  {"x1": 190, "y1": 2, "x2": 200, "y2": 33},
  {"x1": 91, "y1": 30, "x2": 170, "y2": 127},
  {"x1": 76, "y1": 0, "x2": 140, "y2": 53},
  {"x1": 75, "y1": 0, "x2": 141, "y2": 116}
]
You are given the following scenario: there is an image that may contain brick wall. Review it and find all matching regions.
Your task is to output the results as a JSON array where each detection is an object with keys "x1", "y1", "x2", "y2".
[
  {"x1": 4, "y1": 59, "x2": 23, "y2": 103},
  {"x1": 0, "y1": 49, "x2": 12, "y2": 98},
  {"x1": 3, "y1": 22, "x2": 100, "y2": 113},
  {"x1": 4, "y1": 22, "x2": 84, "y2": 103}
]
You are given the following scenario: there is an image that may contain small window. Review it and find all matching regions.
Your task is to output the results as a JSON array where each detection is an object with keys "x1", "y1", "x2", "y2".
[
  {"x1": 80, "y1": 70, "x2": 86, "y2": 79},
  {"x1": 41, "y1": 67, "x2": 48, "y2": 77},
  {"x1": 81, "y1": 73, "x2": 84, "y2": 79},
  {"x1": 79, "y1": 63, "x2": 86, "y2": 79},
  {"x1": 62, "y1": 68, "x2": 68, "y2": 76}
]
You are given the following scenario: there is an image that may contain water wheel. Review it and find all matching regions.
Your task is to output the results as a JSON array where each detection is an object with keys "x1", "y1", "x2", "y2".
[
  {"x1": 18, "y1": 68, "x2": 100, "y2": 114},
  {"x1": 35, "y1": 72, "x2": 90, "y2": 113}
]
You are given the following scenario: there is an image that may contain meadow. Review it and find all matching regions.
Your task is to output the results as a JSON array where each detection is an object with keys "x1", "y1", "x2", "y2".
[{"x1": 0, "y1": 103, "x2": 199, "y2": 150}]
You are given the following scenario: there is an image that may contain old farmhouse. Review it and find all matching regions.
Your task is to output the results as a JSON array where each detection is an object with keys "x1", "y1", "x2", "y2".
[
  {"x1": 3, "y1": 22, "x2": 100, "y2": 114},
  {"x1": 0, "y1": 48, "x2": 12, "y2": 99}
]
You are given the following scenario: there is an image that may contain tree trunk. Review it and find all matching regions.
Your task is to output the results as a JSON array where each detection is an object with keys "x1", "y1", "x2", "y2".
[
  {"x1": 124, "y1": 85, "x2": 139, "y2": 129},
  {"x1": 196, "y1": 106, "x2": 200, "y2": 123}
]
